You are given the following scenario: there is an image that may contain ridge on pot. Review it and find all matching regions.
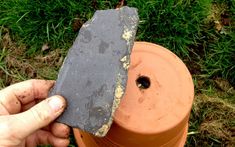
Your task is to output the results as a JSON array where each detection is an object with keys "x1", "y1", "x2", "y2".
[{"x1": 74, "y1": 42, "x2": 194, "y2": 147}]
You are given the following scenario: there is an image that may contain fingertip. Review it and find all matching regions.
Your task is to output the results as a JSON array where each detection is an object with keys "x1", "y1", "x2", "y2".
[
  {"x1": 44, "y1": 80, "x2": 56, "y2": 89},
  {"x1": 54, "y1": 95, "x2": 66, "y2": 105},
  {"x1": 47, "y1": 95, "x2": 66, "y2": 113},
  {"x1": 31, "y1": 130, "x2": 70, "y2": 147},
  {"x1": 51, "y1": 123, "x2": 70, "y2": 138},
  {"x1": 31, "y1": 79, "x2": 55, "y2": 99},
  {"x1": 50, "y1": 137, "x2": 70, "y2": 147}
]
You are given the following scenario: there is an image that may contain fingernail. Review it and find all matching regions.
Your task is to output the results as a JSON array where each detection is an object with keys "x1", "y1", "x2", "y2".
[{"x1": 48, "y1": 96, "x2": 64, "y2": 112}]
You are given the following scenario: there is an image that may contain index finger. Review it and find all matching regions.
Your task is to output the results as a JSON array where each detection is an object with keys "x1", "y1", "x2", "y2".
[{"x1": 0, "y1": 79, "x2": 54, "y2": 114}]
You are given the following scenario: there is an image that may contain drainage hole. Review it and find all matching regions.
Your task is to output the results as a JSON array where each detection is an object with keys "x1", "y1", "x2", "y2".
[{"x1": 136, "y1": 76, "x2": 151, "y2": 89}]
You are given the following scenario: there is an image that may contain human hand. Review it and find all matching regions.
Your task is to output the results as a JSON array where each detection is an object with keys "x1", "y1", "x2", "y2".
[{"x1": 0, "y1": 79, "x2": 70, "y2": 147}]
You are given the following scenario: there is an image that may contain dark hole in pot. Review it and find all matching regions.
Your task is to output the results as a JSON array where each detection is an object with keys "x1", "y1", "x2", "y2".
[{"x1": 136, "y1": 76, "x2": 150, "y2": 89}]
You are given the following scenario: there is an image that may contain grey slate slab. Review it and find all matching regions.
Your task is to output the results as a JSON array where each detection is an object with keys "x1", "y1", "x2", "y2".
[{"x1": 49, "y1": 6, "x2": 139, "y2": 137}]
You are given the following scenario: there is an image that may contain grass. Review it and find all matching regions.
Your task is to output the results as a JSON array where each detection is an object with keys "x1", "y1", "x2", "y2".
[
  {"x1": 0, "y1": 0, "x2": 234, "y2": 146},
  {"x1": 0, "y1": 0, "x2": 118, "y2": 54}
]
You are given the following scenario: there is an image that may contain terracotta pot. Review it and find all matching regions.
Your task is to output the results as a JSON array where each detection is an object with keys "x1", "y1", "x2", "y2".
[{"x1": 73, "y1": 42, "x2": 194, "y2": 147}]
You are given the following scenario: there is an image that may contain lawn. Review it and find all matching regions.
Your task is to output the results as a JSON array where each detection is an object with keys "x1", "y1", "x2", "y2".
[{"x1": 0, "y1": 0, "x2": 234, "y2": 146}]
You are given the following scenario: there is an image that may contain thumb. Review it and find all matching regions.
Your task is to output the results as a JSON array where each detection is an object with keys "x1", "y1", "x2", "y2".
[{"x1": 11, "y1": 95, "x2": 66, "y2": 139}]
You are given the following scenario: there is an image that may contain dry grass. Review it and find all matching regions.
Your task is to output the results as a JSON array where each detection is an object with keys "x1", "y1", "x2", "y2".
[
  {"x1": 206, "y1": 3, "x2": 228, "y2": 32},
  {"x1": 0, "y1": 28, "x2": 63, "y2": 88},
  {"x1": 187, "y1": 93, "x2": 235, "y2": 146}
]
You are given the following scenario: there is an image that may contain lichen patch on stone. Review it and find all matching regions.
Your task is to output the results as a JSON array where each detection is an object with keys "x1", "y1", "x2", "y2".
[
  {"x1": 112, "y1": 74, "x2": 124, "y2": 111},
  {"x1": 122, "y1": 62, "x2": 130, "y2": 70},
  {"x1": 115, "y1": 85, "x2": 124, "y2": 99},
  {"x1": 82, "y1": 23, "x2": 90, "y2": 28},
  {"x1": 120, "y1": 56, "x2": 127, "y2": 62},
  {"x1": 95, "y1": 124, "x2": 109, "y2": 136},
  {"x1": 120, "y1": 55, "x2": 130, "y2": 70},
  {"x1": 122, "y1": 28, "x2": 133, "y2": 42}
]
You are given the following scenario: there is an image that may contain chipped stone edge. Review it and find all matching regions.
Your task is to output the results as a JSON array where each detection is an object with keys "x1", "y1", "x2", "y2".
[
  {"x1": 94, "y1": 7, "x2": 139, "y2": 137},
  {"x1": 94, "y1": 74, "x2": 124, "y2": 137}
]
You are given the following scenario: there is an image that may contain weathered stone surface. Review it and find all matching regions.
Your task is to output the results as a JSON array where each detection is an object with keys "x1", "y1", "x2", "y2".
[{"x1": 49, "y1": 6, "x2": 138, "y2": 137}]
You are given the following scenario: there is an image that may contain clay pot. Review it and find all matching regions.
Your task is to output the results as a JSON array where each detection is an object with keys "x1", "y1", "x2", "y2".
[{"x1": 73, "y1": 42, "x2": 194, "y2": 147}]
